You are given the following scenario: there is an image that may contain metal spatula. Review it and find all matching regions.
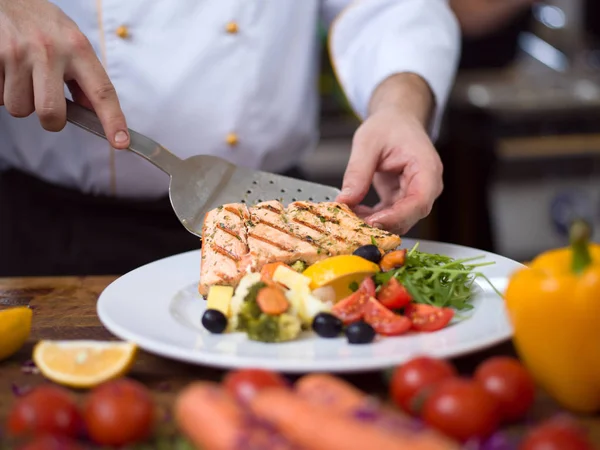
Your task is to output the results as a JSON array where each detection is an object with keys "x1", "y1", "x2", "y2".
[{"x1": 66, "y1": 100, "x2": 341, "y2": 237}]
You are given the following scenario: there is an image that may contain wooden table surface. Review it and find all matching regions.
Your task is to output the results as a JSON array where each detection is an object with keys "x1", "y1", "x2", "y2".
[{"x1": 0, "y1": 276, "x2": 599, "y2": 448}]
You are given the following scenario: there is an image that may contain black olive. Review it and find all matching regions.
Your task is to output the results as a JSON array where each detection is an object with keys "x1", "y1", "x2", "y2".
[
  {"x1": 312, "y1": 312, "x2": 343, "y2": 338},
  {"x1": 345, "y1": 321, "x2": 376, "y2": 344},
  {"x1": 353, "y1": 245, "x2": 382, "y2": 264},
  {"x1": 202, "y1": 309, "x2": 228, "y2": 334}
]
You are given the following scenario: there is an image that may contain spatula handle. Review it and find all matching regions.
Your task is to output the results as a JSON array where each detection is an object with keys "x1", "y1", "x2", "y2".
[{"x1": 65, "y1": 99, "x2": 182, "y2": 176}]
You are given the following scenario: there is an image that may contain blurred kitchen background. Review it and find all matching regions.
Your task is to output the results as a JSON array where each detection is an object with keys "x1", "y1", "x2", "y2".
[{"x1": 301, "y1": 0, "x2": 600, "y2": 262}]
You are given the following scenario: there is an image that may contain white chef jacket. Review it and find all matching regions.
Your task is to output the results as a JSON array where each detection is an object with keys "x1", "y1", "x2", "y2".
[{"x1": 0, "y1": 0, "x2": 459, "y2": 199}]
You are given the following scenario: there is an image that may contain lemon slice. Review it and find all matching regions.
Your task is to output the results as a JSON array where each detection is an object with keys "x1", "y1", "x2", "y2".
[
  {"x1": 302, "y1": 255, "x2": 380, "y2": 301},
  {"x1": 33, "y1": 340, "x2": 137, "y2": 389},
  {"x1": 0, "y1": 307, "x2": 32, "y2": 361}
]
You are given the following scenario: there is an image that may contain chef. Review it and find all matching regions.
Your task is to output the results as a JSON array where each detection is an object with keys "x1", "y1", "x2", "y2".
[{"x1": 0, "y1": 0, "x2": 459, "y2": 276}]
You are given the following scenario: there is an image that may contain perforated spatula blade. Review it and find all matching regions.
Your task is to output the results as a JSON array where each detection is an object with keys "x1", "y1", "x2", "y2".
[{"x1": 66, "y1": 100, "x2": 340, "y2": 237}]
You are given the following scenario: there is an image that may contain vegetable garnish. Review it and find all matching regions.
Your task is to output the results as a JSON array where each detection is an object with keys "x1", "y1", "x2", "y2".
[{"x1": 374, "y1": 243, "x2": 502, "y2": 311}]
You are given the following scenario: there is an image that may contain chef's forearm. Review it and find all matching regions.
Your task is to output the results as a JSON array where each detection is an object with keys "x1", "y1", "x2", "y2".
[{"x1": 368, "y1": 73, "x2": 434, "y2": 128}]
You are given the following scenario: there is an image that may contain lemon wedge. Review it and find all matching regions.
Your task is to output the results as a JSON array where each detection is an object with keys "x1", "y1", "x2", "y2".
[
  {"x1": 0, "y1": 307, "x2": 32, "y2": 362},
  {"x1": 302, "y1": 255, "x2": 380, "y2": 301},
  {"x1": 33, "y1": 340, "x2": 137, "y2": 389}
]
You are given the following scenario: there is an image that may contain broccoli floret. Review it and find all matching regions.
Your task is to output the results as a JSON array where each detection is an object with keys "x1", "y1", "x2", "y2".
[
  {"x1": 236, "y1": 281, "x2": 267, "y2": 331},
  {"x1": 277, "y1": 313, "x2": 302, "y2": 340},
  {"x1": 246, "y1": 313, "x2": 301, "y2": 343},
  {"x1": 290, "y1": 260, "x2": 307, "y2": 273},
  {"x1": 236, "y1": 281, "x2": 301, "y2": 342}
]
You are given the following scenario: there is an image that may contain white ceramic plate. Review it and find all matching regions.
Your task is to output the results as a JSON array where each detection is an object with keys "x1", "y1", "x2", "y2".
[{"x1": 97, "y1": 238, "x2": 521, "y2": 373}]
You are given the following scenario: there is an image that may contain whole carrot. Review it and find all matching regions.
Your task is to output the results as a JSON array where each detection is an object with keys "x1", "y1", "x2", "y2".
[{"x1": 250, "y1": 389, "x2": 458, "y2": 450}]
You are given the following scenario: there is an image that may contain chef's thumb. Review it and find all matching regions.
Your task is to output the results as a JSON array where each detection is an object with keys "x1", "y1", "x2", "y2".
[{"x1": 336, "y1": 143, "x2": 378, "y2": 206}]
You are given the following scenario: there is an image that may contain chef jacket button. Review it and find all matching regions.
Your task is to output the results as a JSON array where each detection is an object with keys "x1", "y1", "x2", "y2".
[
  {"x1": 225, "y1": 22, "x2": 239, "y2": 34},
  {"x1": 116, "y1": 25, "x2": 129, "y2": 39},
  {"x1": 225, "y1": 133, "x2": 239, "y2": 147}
]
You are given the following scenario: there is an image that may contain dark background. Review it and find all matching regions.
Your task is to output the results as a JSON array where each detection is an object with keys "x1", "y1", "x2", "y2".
[{"x1": 308, "y1": 1, "x2": 600, "y2": 262}]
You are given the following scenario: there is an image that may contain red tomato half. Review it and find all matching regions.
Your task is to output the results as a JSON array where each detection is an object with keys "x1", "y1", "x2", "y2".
[
  {"x1": 18, "y1": 435, "x2": 84, "y2": 450},
  {"x1": 422, "y1": 378, "x2": 500, "y2": 442},
  {"x1": 83, "y1": 379, "x2": 155, "y2": 446},
  {"x1": 390, "y1": 356, "x2": 457, "y2": 415},
  {"x1": 331, "y1": 277, "x2": 375, "y2": 325},
  {"x1": 520, "y1": 417, "x2": 595, "y2": 450},
  {"x1": 376, "y1": 278, "x2": 412, "y2": 310},
  {"x1": 7, "y1": 385, "x2": 83, "y2": 439},
  {"x1": 223, "y1": 369, "x2": 289, "y2": 403},
  {"x1": 364, "y1": 298, "x2": 411, "y2": 336},
  {"x1": 405, "y1": 304, "x2": 454, "y2": 332},
  {"x1": 474, "y1": 357, "x2": 535, "y2": 423},
  {"x1": 359, "y1": 276, "x2": 376, "y2": 297}
]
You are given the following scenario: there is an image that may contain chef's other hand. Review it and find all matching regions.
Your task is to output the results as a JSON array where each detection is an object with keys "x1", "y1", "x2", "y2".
[
  {"x1": 336, "y1": 74, "x2": 443, "y2": 235},
  {"x1": 0, "y1": 0, "x2": 129, "y2": 148}
]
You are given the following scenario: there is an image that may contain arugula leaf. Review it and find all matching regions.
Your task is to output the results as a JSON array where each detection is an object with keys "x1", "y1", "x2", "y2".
[{"x1": 373, "y1": 243, "x2": 501, "y2": 311}]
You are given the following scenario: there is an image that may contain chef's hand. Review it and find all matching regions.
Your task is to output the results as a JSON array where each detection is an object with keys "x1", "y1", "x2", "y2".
[
  {"x1": 0, "y1": 0, "x2": 130, "y2": 148},
  {"x1": 336, "y1": 73, "x2": 443, "y2": 235}
]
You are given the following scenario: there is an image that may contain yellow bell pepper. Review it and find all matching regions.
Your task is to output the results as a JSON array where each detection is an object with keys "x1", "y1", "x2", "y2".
[{"x1": 505, "y1": 220, "x2": 600, "y2": 414}]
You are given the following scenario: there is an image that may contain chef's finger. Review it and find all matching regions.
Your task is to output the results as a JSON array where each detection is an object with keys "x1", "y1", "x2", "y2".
[
  {"x1": 66, "y1": 80, "x2": 94, "y2": 110},
  {"x1": 352, "y1": 205, "x2": 377, "y2": 218},
  {"x1": 372, "y1": 172, "x2": 398, "y2": 207},
  {"x1": 365, "y1": 194, "x2": 429, "y2": 234},
  {"x1": 70, "y1": 51, "x2": 129, "y2": 149},
  {"x1": 353, "y1": 201, "x2": 387, "y2": 217},
  {"x1": 3, "y1": 62, "x2": 34, "y2": 118},
  {"x1": 32, "y1": 61, "x2": 67, "y2": 131},
  {"x1": 365, "y1": 171, "x2": 440, "y2": 234},
  {"x1": 336, "y1": 139, "x2": 379, "y2": 207}
]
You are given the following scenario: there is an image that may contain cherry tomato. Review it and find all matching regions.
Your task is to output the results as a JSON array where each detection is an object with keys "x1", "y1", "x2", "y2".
[
  {"x1": 83, "y1": 378, "x2": 155, "y2": 446},
  {"x1": 474, "y1": 356, "x2": 535, "y2": 423},
  {"x1": 376, "y1": 278, "x2": 412, "y2": 310},
  {"x1": 390, "y1": 356, "x2": 457, "y2": 415},
  {"x1": 422, "y1": 378, "x2": 500, "y2": 442},
  {"x1": 358, "y1": 276, "x2": 376, "y2": 297},
  {"x1": 223, "y1": 369, "x2": 289, "y2": 403},
  {"x1": 405, "y1": 304, "x2": 454, "y2": 332},
  {"x1": 363, "y1": 298, "x2": 411, "y2": 336},
  {"x1": 18, "y1": 435, "x2": 84, "y2": 450},
  {"x1": 380, "y1": 249, "x2": 407, "y2": 271},
  {"x1": 7, "y1": 385, "x2": 83, "y2": 438},
  {"x1": 520, "y1": 417, "x2": 595, "y2": 450},
  {"x1": 331, "y1": 277, "x2": 374, "y2": 325}
]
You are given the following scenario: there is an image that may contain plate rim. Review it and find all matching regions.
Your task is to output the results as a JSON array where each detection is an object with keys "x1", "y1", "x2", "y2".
[{"x1": 97, "y1": 238, "x2": 522, "y2": 373}]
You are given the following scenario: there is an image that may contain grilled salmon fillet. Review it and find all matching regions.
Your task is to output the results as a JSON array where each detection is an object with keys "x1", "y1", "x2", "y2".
[{"x1": 199, "y1": 201, "x2": 402, "y2": 296}]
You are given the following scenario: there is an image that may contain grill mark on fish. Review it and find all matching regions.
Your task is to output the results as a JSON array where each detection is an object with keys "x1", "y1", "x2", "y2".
[
  {"x1": 290, "y1": 218, "x2": 332, "y2": 237},
  {"x1": 214, "y1": 270, "x2": 233, "y2": 282},
  {"x1": 248, "y1": 232, "x2": 295, "y2": 252},
  {"x1": 224, "y1": 205, "x2": 246, "y2": 219},
  {"x1": 295, "y1": 204, "x2": 340, "y2": 225},
  {"x1": 216, "y1": 223, "x2": 242, "y2": 241},
  {"x1": 211, "y1": 244, "x2": 241, "y2": 262},
  {"x1": 253, "y1": 218, "x2": 323, "y2": 250},
  {"x1": 255, "y1": 204, "x2": 283, "y2": 214}
]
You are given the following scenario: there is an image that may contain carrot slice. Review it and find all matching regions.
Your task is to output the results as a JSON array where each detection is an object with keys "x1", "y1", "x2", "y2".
[
  {"x1": 250, "y1": 389, "x2": 459, "y2": 450},
  {"x1": 295, "y1": 374, "x2": 366, "y2": 413},
  {"x1": 175, "y1": 382, "x2": 295, "y2": 450},
  {"x1": 260, "y1": 262, "x2": 290, "y2": 283},
  {"x1": 256, "y1": 286, "x2": 289, "y2": 315},
  {"x1": 175, "y1": 382, "x2": 244, "y2": 450}
]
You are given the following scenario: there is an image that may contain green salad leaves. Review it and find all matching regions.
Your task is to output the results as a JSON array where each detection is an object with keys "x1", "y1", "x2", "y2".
[{"x1": 374, "y1": 243, "x2": 501, "y2": 311}]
